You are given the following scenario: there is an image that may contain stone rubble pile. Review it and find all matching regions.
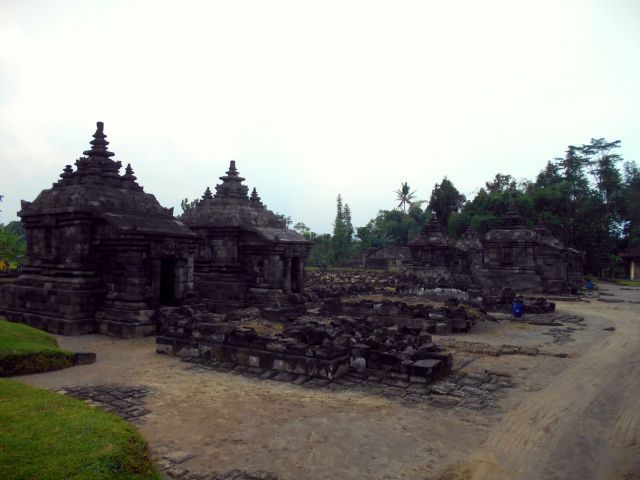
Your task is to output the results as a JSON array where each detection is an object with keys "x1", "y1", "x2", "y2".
[
  {"x1": 322, "y1": 297, "x2": 492, "y2": 334},
  {"x1": 305, "y1": 270, "x2": 402, "y2": 298},
  {"x1": 157, "y1": 306, "x2": 453, "y2": 383}
]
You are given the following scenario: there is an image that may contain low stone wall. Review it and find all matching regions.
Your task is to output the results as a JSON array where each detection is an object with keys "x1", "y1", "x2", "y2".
[
  {"x1": 481, "y1": 291, "x2": 556, "y2": 314},
  {"x1": 306, "y1": 270, "x2": 402, "y2": 298},
  {"x1": 322, "y1": 298, "x2": 481, "y2": 334},
  {"x1": 156, "y1": 307, "x2": 452, "y2": 383}
]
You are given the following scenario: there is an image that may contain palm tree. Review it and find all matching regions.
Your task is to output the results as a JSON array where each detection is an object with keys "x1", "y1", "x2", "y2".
[{"x1": 395, "y1": 182, "x2": 417, "y2": 213}]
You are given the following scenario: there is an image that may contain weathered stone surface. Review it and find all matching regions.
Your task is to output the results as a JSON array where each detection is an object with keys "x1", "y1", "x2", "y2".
[
  {"x1": 60, "y1": 384, "x2": 151, "y2": 423},
  {"x1": 0, "y1": 123, "x2": 198, "y2": 337},
  {"x1": 181, "y1": 161, "x2": 311, "y2": 310},
  {"x1": 427, "y1": 381, "x2": 457, "y2": 395},
  {"x1": 163, "y1": 451, "x2": 198, "y2": 465},
  {"x1": 73, "y1": 352, "x2": 97, "y2": 365}
]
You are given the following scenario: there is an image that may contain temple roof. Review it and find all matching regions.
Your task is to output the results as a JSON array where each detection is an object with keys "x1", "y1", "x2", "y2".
[
  {"x1": 20, "y1": 122, "x2": 195, "y2": 237},
  {"x1": 501, "y1": 203, "x2": 527, "y2": 230},
  {"x1": 534, "y1": 222, "x2": 565, "y2": 250},
  {"x1": 181, "y1": 161, "x2": 310, "y2": 244},
  {"x1": 409, "y1": 216, "x2": 452, "y2": 248},
  {"x1": 366, "y1": 245, "x2": 412, "y2": 260},
  {"x1": 485, "y1": 204, "x2": 538, "y2": 242}
]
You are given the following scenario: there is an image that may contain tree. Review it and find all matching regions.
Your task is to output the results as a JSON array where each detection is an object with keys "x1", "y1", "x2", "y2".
[
  {"x1": 535, "y1": 160, "x2": 563, "y2": 187},
  {"x1": 577, "y1": 138, "x2": 624, "y2": 217},
  {"x1": 0, "y1": 195, "x2": 26, "y2": 268},
  {"x1": 451, "y1": 139, "x2": 633, "y2": 275},
  {"x1": 395, "y1": 182, "x2": 417, "y2": 213},
  {"x1": 274, "y1": 213, "x2": 292, "y2": 228},
  {"x1": 343, "y1": 204, "x2": 354, "y2": 241},
  {"x1": 330, "y1": 194, "x2": 351, "y2": 263},
  {"x1": 356, "y1": 205, "x2": 428, "y2": 249},
  {"x1": 180, "y1": 198, "x2": 199, "y2": 214},
  {"x1": 485, "y1": 173, "x2": 518, "y2": 193},
  {"x1": 307, "y1": 233, "x2": 332, "y2": 266},
  {"x1": 293, "y1": 222, "x2": 310, "y2": 236},
  {"x1": 0, "y1": 227, "x2": 26, "y2": 268},
  {"x1": 427, "y1": 177, "x2": 466, "y2": 228},
  {"x1": 622, "y1": 161, "x2": 640, "y2": 248}
]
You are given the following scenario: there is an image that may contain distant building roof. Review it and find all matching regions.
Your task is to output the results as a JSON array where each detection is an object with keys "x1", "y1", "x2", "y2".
[{"x1": 367, "y1": 245, "x2": 412, "y2": 260}]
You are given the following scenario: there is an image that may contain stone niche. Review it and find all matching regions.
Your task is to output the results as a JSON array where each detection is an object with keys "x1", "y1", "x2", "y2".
[
  {"x1": 0, "y1": 122, "x2": 198, "y2": 337},
  {"x1": 181, "y1": 161, "x2": 312, "y2": 311}
]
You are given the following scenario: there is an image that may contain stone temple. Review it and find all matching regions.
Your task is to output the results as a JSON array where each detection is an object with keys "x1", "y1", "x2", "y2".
[
  {"x1": 406, "y1": 205, "x2": 584, "y2": 294},
  {"x1": 0, "y1": 122, "x2": 583, "y2": 345},
  {"x1": 181, "y1": 161, "x2": 312, "y2": 311},
  {"x1": 0, "y1": 122, "x2": 310, "y2": 337},
  {"x1": 0, "y1": 123, "x2": 198, "y2": 336}
]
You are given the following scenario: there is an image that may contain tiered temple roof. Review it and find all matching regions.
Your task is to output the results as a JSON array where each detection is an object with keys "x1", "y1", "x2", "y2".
[
  {"x1": 181, "y1": 161, "x2": 305, "y2": 242},
  {"x1": 21, "y1": 122, "x2": 192, "y2": 237},
  {"x1": 409, "y1": 216, "x2": 452, "y2": 248}
]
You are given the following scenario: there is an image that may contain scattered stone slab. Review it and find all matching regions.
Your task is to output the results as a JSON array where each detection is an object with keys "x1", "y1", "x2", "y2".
[
  {"x1": 163, "y1": 451, "x2": 198, "y2": 464},
  {"x1": 58, "y1": 385, "x2": 151, "y2": 423},
  {"x1": 180, "y1": 357, "x2": 513, "y2": 411},
  {"x1": 438, "y1": 338, "x2": 540, "y2": 356}
]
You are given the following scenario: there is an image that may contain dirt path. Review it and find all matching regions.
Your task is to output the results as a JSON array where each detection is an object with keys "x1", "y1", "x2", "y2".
[
  {"x1": 13, "y1": 283, "x2": 640, "y2": 479},
  {"x1": 444, "y1": 284, "x2": 640, "y2": 480}
]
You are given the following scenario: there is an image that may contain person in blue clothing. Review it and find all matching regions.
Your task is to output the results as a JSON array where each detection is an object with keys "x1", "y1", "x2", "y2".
[{"x1": 512, "y1": 297, "x2": 525, "y2": 319}]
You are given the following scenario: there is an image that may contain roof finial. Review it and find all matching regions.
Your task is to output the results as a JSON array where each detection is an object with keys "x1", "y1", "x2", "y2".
[
  {"x1": 60, "y1": 164, "x2": 73, "y2": 179},
  {"x1": 215, "y1": 160, "x2": 248, "y2": 200},
  {"x1": 83, "y1": 121, "x2": 115, "y2": 158},
  {"x1": 227, "y1": 160, "x2": 239, "y2": 177},
  {"x1": 122, "y1": 163, "x2": 137, "y2": 181},
  {"x1": 502, "y1": 202, "x2": 525, "y2": 229},
  {"x1": 250, "y1": 187, "x2": 263, "y2": 207},
  {"x1": 202, "y1": 186, "x2": 213, "y2": 200}
]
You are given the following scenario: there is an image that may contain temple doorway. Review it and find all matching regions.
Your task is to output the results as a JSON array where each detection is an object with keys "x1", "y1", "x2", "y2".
[
  {"x1": 160, "y1": 257, "x2": 176, "y2": 305},
  {"x1": 291, "y1": 256, "x2": 301, "y2": 293}
]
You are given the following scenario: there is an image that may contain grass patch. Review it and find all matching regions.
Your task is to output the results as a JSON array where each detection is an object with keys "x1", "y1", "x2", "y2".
[
  {"x1": 0, "y1": 319, "x2": 75, "y2": 376},
  {"x1": 616, "y1": 279, "x2": 640, "y2": 287},
  {"x1": 0, "y1": 378, "x2": 160, "y2": 479}
]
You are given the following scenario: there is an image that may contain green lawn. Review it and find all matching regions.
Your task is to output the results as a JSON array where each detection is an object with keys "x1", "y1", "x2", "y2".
[
  {"x1": 0, "y1": 378, "x2": 161, "y2": 479},
  {"x1": 0, "y1": 319, "x2": 75, "y2": 376},
  {"x1": 616, "y1": 279, "x2": 640, "y2": 287}
]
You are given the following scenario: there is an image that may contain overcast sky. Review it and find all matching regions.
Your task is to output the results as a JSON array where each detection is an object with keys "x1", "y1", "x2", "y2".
[{"x1": 1, "y1": 0, "x2": 638, "y2": 233}]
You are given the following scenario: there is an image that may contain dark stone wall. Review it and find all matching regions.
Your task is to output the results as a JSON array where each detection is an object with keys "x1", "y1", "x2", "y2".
[{"x1": 0, "y1": 123, "x2": 198, "y2": 337}]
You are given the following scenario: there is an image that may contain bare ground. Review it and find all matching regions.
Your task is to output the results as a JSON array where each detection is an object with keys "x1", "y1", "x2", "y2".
[{"x1": 15, "y1": 282, "x2": 640, "y2": 480}]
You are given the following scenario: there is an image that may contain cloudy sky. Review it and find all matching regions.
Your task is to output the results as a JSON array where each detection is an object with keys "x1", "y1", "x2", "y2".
[{"x1": 1, "y1": 0, "x2": 638, "y2": 233}]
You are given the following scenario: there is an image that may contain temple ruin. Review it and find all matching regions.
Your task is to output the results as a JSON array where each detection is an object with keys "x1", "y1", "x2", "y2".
[
  {"x1": 0, "y1": 122, "x2": 311, "y2": 337},
  {"x1": 0, "y1": 123, "x2": 198, "y2": 337},
  {"x1": 406, "y1": 216, "x2": 473, "y2": 290},
  {"x1": 0, "y1": 118, "x2": 583, "y2": 393},
  {"x1": 181, "y1": 161, "x2": 311, "y2": 311},
  {"x1": 405, "y1": 204, "x2": 584, "y2": 293}
]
